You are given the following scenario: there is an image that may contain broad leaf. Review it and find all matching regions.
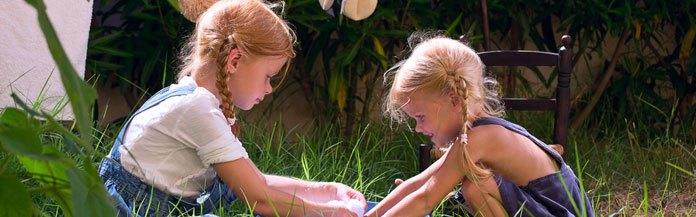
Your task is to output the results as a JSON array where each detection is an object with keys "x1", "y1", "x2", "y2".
[
  {"x1": 0, "y1": 175, "x2": 36, "y2": 217},
  {"x1": 68, "y1": 168, "x2": 116, "y2": 217},
  {"x1": 17, "y1": 149, "x2": 74, "y2": 215},
  {"x1": 0, "y1": 108, "x2": 59, "y2": 161}
]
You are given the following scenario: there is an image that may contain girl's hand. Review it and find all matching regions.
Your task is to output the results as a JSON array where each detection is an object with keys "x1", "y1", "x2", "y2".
[
  {"x1": 394, "y1": 178, "x2": 404, "y2": 186},
  {"x1": 327, "y1": 182, "x2": 367, "y2": 206}
]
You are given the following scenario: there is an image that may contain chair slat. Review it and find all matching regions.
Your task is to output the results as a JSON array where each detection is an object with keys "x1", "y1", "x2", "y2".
[
  {"x1": 478, "y1": 51, "x2": 558, "y2": 66},
  {"x1": 503, "y1": 98, "x2": 556, "y2": 110}
]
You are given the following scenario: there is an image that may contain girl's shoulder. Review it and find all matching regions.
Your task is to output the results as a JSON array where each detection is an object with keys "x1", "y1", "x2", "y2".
[
  {"x1": 467, "y1": 118, "x2": 528, "y2": 162},
  {"x1": 170, "y1": 77, "x2": 220, "y2": 108},
  {"x1": 137, "y1": 82, "x2": 222, "y2": 128},
  {"x1": 468, "y1": 123, "x2": 512, "y2": 148},
  {"x1": 162, "y1": 78, "x2": 221, "y2": 114},
  {"x1": 167, "y1": 88, "x2": 224, "y2": 124}
]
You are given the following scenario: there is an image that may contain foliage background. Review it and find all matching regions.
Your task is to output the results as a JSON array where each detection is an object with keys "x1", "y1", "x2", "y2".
[{"x1": 1, "y1": 0, "x2": 694, "y2": 216}]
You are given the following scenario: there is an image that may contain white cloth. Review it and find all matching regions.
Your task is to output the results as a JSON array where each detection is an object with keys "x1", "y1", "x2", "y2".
[
  {"x1": 119, "y1": 76, "x2": 248, "y2": 197},
  {"x1": 1, "y1": 0, "x2": 92, "y2": 120},
  {"x1": 326, "y1": 199, "x2": 365, "y2": 216}
]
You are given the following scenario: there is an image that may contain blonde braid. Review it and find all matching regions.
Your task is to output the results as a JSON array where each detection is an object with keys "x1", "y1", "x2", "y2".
[
  {"x1": 445, "y1": 70, "x2": 491, "y2": 182},
  {"x1": 204, "y1": 28, "x2": 240, "y2": 135}
]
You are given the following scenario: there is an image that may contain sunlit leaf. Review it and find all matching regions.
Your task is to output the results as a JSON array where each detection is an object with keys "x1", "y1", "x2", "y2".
[
  {"x1": 328, "y1": 73, "x2": 348, "y2": 110},
  {"x1": 68, "y1": 168, "x2": 116, "y2": 217},
  {"x1": 445, "y1": 13, "x2": 463, "y2": 36},
  {"x1": 0, "y1": 175, "x2": 36, "y2": 217},
  {"x1": 0, "y1": 108, "x2": 59, "y2": 161},
  {"x1": 166, "y1": 0, "x2": 181, "y2": 12},
  {"x1": 680, "y1": 25, "x2": 695, "y2": 63},
  {"x1": 371, "y1": 36, "x2": 387, "y2": 70},
  {"x1": 633, "y1": 20, "x2": 641, "y2": 40},
  {"x1": 17, "y1": 150, "x2": 74, "y2": 215}
]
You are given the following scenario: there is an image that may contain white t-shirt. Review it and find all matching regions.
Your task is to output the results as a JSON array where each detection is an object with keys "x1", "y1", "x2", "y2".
[{"x1": 118, "y1": 76, "x2": 248, "y2": 197}]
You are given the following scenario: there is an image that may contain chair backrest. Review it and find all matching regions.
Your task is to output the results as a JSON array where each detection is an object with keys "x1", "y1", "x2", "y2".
[
  {"x1": 418, "y1": 35, "x2": 573, "y2": 172},
  {"x1": 470, "y1": 35, "x2": 572, "y2": 147}
]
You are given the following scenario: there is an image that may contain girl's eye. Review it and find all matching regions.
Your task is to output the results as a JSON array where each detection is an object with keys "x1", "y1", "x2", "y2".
[{"x1": 415, "y1": 115, "x2": 425, "y2": 122}]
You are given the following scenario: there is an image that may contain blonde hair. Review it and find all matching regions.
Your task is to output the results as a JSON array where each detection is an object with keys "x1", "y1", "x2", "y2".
[
  {"x1": 384, "y1": 33, "x2": 504, "y2": 181},
  {"x1": 177, "y1": 0, "x2": 296, "y2": 130}
]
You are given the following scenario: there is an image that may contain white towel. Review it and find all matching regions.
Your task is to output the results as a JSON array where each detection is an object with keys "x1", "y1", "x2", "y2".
[{"x1": 327, "y1": 199, "x2": 365, "y2": 216}]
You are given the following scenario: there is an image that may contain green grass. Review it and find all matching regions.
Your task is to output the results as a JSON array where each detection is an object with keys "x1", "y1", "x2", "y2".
[
  {"x1": 2, "y1": 81, "x2": 694, "y2": 216},
  {"x1": 508, "y1": 110, "x2": 695, "y2": 216},
  {"x1": 8, "y1": 83, "x2": 688, "y2": 214},
  {"x1": 2, "y1": 103, "x2": 694, "y2": 216},
  {"x1": 75, "y1": 113, "x2": 696, "y2": 217}
]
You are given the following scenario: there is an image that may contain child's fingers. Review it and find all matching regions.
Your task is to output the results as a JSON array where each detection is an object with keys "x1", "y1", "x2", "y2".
[
  {"x1": 344, "y1": 188, "x2": 365, "y2": 203},
  {"x1": 549, "y1": 144, "x2": 564, "y2": 155},
  {"x1": 352, "y1": 191, "x2": 366, "y2": 205},
  {"x1": 393, "y1": 178, "x2": 404, "y2": 186}
]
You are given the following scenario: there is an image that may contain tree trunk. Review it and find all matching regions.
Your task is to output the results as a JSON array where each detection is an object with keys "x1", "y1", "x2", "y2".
[
  {"x1": 344, "y1": 65, "x2": 359, "y2": 137},
  {"x1": 571, "y1": 29, "x2": 630, "y2": 129}
]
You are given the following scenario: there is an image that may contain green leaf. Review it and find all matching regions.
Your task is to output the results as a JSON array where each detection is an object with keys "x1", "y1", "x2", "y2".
[
  {"x1": 328, "y1": 72, "x2": 347, "y2": 110},
  {"x1": 0, "y1": 175, "x2": 36, "y2": 217},
  {"x1": 371, "y1": 36, "x2": 388, "y2": 70},
  {"x1": 166, "y1": 0, "x2": 181, "y2": 12},
  {"x1": 68, "y1": 168, "x2": 116, "y2": 217},
  {"x1": 92, "y1": 46, "x2": 134, "y2": 58},
  {"x1": 303, "y1": 32, "x2": 331, "y2": 74},
  {"x1": 16, "y1": 148, "x2": 73, "y2": 188},
  {"x1": 88, "y1": 31, "x2": 124, "y2": 46},
  {"x1": 25, "y1": 0, "x2": 97, "y2": 144},
  {"x1": 445, "y1": 13, "x2": 463, "y2": 36},
  {"x1": 0, "y1": 108, "x2": 59, "y2": 161},
  {"x1": 17, "y1": 150, "x2": 74, "y2": 215},
  {"x1": 665, "y1": 162, "x2": 695, "y2": 177},
  {"x1": 87, "y1": 59, "x2": 125, "y2": 71},
  {"x1": 340, "y1": 34, "x2": 365, "y2": 66}
]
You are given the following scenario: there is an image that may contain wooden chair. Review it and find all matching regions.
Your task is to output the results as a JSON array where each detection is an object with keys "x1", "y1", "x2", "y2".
[{"x1": 418, "y1": 35, "x2": 573, "y2": 172}]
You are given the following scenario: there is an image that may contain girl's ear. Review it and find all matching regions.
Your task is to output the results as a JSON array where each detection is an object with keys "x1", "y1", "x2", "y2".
[
  {"x1": 446, "y1": 89, "x2": 463, "y2": 111},
  {"x1": 226, "y1": 48, "x2": 242, "y2": 73}
]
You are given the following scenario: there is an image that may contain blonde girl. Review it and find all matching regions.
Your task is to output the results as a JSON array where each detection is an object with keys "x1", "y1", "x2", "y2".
[{"x1": 365, "y1": 33, "x2": 594, "y2": 217}]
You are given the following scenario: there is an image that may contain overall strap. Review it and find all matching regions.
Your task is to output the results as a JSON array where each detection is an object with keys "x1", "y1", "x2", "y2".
[
  {"x1": 471, "y1": 117, "x2": 564, "y2": 164},
  {"x1": 107, "y1": 85, "x2": 196, "y2": 162}
]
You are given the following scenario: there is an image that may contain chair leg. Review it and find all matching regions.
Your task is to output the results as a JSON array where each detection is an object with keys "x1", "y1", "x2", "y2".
[
  {"x1": 554, "y1": 35, "x2": 573, "y2": 148},
  {"x1": 417, "y1": 144, "x2": 434, "y2": 217},
  {"x1": 419, "y1": 144, "x2": 432, "y2": 172}
]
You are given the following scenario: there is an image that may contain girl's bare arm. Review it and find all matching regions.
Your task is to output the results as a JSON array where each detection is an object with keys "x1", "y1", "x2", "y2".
[
  {"x1": 382, "y1": 141, "x2": 476, "y2": 217},
  {"x1": 365, "y1": 152, "x2": 447, "y2": 217},
  {"x1": 213, "y1": 158, "x2": 356, "y2": 217},
  {"x1": 265, "y1": 175, "x2": 365, "y2": 204}
]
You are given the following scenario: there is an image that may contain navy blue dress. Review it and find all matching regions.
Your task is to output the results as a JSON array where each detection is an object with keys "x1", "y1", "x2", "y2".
[{"x1": 473, "y1": 117, "x2": 595, "y2": 217}]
